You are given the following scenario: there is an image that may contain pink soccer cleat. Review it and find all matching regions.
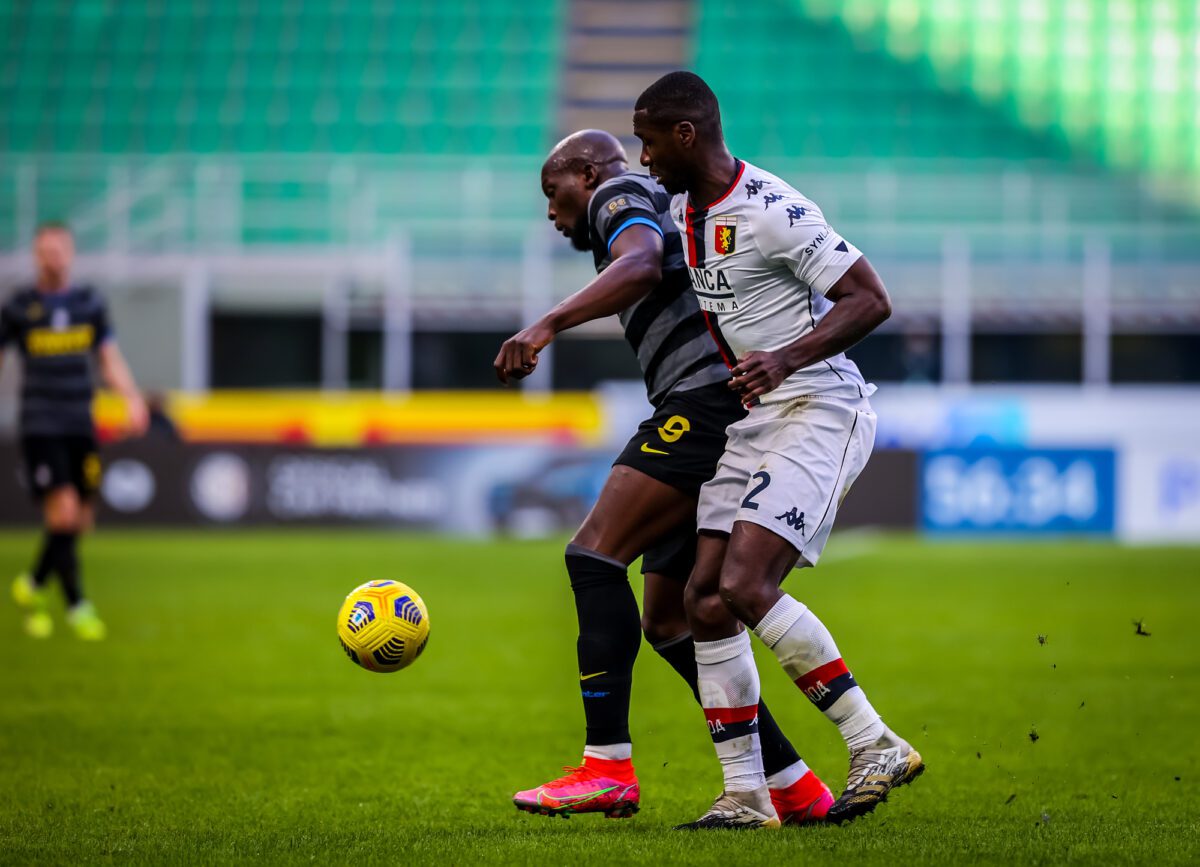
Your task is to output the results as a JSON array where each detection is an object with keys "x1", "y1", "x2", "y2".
[
  {"x1": 513, "y1": 757, "x2": 640, "y2": 819},
  {"x1": 770, "y1": 770, "x2": 835, "y2": 826}
]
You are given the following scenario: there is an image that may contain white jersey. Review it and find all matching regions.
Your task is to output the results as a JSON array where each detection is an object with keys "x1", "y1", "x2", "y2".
[{"x1": 670, "y1": 159, "x2": 875, "y2": 405}]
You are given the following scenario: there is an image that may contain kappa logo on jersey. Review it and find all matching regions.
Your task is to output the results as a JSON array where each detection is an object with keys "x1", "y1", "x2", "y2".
[
  {"x1": 51, "y1": 307, "x2": 70, "y2": 331},
  {"x1": 787, "y1": 205, "x2": 809, "y2": 227},
  {"x1": 775, "y1": 507, "x2": 805, "y2": 532},
  {"x1": 606, "y1": 197, "x2": 628, "y2": 214},
  {"x1": 761, "y1": 193, "x2": 785, "y2": 209},
  {"x1": 744, "y1": 178, "x2": 765, "y2": 198},
  {"x1": 713, "y1": 217, "x2": 737, "y2": 256}
]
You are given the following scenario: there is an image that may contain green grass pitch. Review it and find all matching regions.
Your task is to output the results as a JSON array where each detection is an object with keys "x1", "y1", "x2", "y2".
[{"x1": 1, "y1": 530, "x2": 1197, "y2": 865}]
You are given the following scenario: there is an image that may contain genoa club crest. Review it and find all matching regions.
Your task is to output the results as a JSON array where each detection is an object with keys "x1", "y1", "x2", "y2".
[{"x1": 713, "y1": 216, "x2": 737, "y2": 255}]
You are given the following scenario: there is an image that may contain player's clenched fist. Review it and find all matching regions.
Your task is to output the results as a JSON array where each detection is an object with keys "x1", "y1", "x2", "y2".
[
  {"x1": 494, "y1": 320, "x2": 555, "y2": 385},
  {"x1": 729, "y1": 350, "x2": 793, "y2": 400}
]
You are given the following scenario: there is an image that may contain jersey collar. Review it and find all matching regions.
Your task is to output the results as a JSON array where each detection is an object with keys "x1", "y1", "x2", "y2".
[{"x1": 687, "y1": 158, "x2": 744, "y2": 215}]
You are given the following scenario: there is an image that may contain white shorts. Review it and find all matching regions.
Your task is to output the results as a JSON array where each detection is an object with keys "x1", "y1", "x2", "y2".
[{"x1": 696, "y1": 396, "x2": 877, "y2": 566}]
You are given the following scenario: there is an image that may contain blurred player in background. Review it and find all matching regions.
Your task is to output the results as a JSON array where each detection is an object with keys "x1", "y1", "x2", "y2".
[
  {"x1": 495, "y1": 130, "x2": 833, "y2": 824},
  {"x1": 632, "y1": 72, "x2": 924, "y2": 829},
  {"x1": 1, "y1": 223, "x2": 148, "y2": 639}
]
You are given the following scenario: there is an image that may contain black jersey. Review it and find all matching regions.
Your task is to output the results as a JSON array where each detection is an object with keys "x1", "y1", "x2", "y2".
[
  {"x1": 0, "y1": 285, "x2": 112, "y2": 436},
  {"x1": 587, "y1": 173, "x2": 729, "y2": 407}
]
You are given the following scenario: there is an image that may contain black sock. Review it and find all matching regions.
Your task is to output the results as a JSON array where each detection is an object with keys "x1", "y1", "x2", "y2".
[
  {"x1": 650, "y1": 631, "x2": 702, "y2": 702},
  {"x1": 652, "y1": 631, "x2": 803, "y2": 780},
  {"x1": 31, "y1": 531, "x2": 57, "y2": 587},
  {"x1": 565, "y1": 544, "x2": 641, "y2": 747},
  {"x1": 51, "y1": 533, "x2": 83, "y2": 608}
]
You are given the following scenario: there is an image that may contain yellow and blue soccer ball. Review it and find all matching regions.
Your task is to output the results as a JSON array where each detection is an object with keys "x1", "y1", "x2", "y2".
[{"x1": 336, "y1": 580, "x2": 430, "y2": 673}]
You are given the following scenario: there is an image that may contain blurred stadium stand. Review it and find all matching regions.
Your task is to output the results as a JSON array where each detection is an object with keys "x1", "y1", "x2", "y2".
[{"x1": 0, "y1": 0, "x2": 1197, "y2": 401}]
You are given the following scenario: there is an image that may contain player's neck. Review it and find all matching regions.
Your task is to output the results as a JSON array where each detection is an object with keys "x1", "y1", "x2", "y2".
[
  {"x1": 36, "y1": 276, "x2": 68, "y2": 294},
  {"x1": 688, "y1": 148, "x2": 739, "y2": 211}
]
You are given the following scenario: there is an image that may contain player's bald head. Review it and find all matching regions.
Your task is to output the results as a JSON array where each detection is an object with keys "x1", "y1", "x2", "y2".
[{"x1": 542, "y1": 129, "x2": 628, "y2": 177}]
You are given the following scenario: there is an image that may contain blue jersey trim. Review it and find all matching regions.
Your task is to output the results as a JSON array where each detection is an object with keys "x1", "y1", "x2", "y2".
[{"x1": 607, "y1": 216, "x2": 663, "y2": 252}]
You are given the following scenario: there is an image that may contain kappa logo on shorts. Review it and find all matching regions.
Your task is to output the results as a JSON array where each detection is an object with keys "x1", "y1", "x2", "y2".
[{"x1": 775, "y1": 507, "x2": 805, "y2": 532}]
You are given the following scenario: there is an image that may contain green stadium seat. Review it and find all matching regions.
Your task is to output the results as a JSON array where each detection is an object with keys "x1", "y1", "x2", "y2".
[{"x1": 0, "y1": 1, "x2": 565, "y2": 159}]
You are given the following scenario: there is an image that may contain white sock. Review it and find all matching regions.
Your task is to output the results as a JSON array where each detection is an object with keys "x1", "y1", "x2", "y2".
[
  {"x1": 695, "y1": 630, "x2": 766, "y2": 793},
  {"x1": 765, "y1": 759, "x2": 812, "y2": 791},
  {"x1": 583, "y1": 743, "x2": 632, "y2": 761},
  {"x1": 754, "y1": 594, "x2": 886, "y2": 752}
]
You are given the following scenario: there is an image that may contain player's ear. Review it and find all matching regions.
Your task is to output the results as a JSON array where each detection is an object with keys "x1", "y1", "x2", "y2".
[
  {"x1": 581, "y1": 162, "x2": 599, "y2": 190},
  {"x1": 676, "y1": 121, "x2": 696, "y2": 150}
]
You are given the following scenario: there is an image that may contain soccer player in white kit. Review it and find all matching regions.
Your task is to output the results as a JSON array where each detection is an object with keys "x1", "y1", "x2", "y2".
[{"x1": 632, "y1": 72, "x2": 925, "y2": 830}]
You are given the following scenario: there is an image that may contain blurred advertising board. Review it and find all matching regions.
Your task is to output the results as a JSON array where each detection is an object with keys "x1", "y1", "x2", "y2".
[
  {"x1": 1120, "y1": 447, "x2": 1200, "y2": 543},
  {"x1": 0, "y1": 441, "x2": 918, "y2": 536},
  {"x1": 920, "y1": 448, "x2": 1117, "y2": 535}
]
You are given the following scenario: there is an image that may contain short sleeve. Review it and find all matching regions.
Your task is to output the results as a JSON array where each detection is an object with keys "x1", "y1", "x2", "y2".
[
  {"x1": 754, "y1": 198, "x2": 862, "y2": 296},
  {"x1": 90, "y1": 291, "x2": 113, "y2": 347},
  {"x1": 590, "y1": 183, "x2": 664, "y2": 255}
]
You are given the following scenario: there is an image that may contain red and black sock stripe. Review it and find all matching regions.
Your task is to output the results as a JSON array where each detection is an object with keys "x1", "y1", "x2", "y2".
[
  {"x1": 794, "y1": 659, "x2": 858, "y2": 712},
  {"x1": 704, "y1": 705, "x2": 760, "y2": 743}
]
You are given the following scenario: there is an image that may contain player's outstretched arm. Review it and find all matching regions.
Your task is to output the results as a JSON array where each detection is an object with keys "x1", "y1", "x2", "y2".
[
  {"x1": 730, "y1": 257, "x2": 892, "y2": 401},
  {"x1": 493, "y1": 224, "x2": 664, "y2": 385},
  {"x1": 97, "y1": 340, "x2": 149, "y2": 436}
]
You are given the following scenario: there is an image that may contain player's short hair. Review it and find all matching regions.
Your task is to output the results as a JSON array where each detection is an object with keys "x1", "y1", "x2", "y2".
[
  {"x1": 35, "y1": 220, "x2": 72, "y2": 237},
  {"x1": 634, "y1": 71, "x2": 721, "y2": 131}
]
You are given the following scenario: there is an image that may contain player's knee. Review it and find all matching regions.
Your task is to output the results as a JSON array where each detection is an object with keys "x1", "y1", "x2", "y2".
[
  {"x1": 717, "y1": 567, "x2": 771, "y2": 625},
  {"x1": 641, "y1": 612, "x2": 688, "y2": 646},
  {"x1": 44, "y1": 491, "x2": 82, "y2": 533},
  {"x1": 684, "y1": 584, "x2": 728, "y2": 632},
  {"x1": 567, "y1": 526, "x2": 625, "y2": 564}
]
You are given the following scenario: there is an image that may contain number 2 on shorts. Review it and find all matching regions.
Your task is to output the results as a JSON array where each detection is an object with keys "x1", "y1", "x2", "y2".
[{"x1": 741, "y1": 471, "x2": 772, "y2": 511}]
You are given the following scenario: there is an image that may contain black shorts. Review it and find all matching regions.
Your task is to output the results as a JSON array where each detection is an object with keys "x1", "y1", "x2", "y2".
[
  {"x1": 20, "y1": 435, "x2": 102, "y2": 501},
  {"x1": 614, "y1": 381, "x2": 745, "y2": 579},
  {"x1": 640, "y1": 522, "x2": 699, "y2": 581}
]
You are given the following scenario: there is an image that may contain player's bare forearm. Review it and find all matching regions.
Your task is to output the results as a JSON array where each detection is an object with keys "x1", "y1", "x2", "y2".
[
  {"x1": 545, "y1": 249, "x2": 661, "y2": 333},
  {"x1": 494, "y1": 225, "x2": 663, "y2": 385},
  {"x1": 730, "y1": 257, "x2": 891, "y2": 400},
  {"x1": 98, "y1": 340, "x2": 149, "y2": 435}
]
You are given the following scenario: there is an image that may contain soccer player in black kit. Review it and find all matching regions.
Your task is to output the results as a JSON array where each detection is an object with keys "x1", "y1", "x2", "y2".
[
  {"x1": 2, "y1": 223, "x2": 148, "y2": 639},
  {"x1": 495, "y1": 131, "x2": 833, "y2": 823}
]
